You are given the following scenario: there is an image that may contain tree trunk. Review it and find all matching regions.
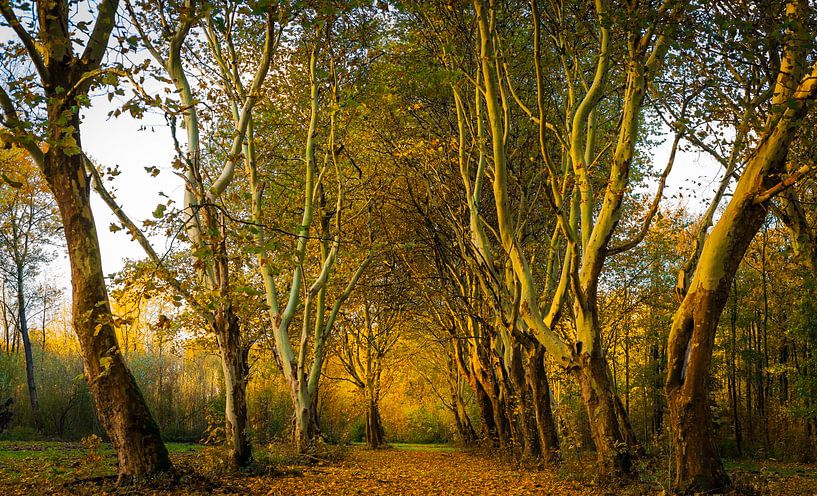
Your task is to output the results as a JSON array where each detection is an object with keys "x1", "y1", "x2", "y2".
[
  {"x1": 290, "y1": 374, "x2": 319, "y2": 453},
  {"x1": 664, "y1": 16, "x2": 816, "y2": 488},
  {"x1": 42, "y1": 138, "x2": 171, "y2": 481},
  {"x1": 650, "y1": 343, "x2": 664, "y2": 439},
  {"x1": 453, "y1": 384, "x2": 478, "y2": 446},
  {"x1": 614, "y1": 392, "x2": 643, "y2": 455},
  {"x1": 508, "y1": 344, "x2": 539, "y2": 460},
  {"x1": 472, "y1": 376, "x2": 497, "y2": 445},
  {"x1": 666, "y1": 289, "x2": 731, "y2": 493},
  {"x1": 526, "y1": 345, "x2": 560, "y2": 463},
  {"x1": 214, "y1": 304, "x2": 252, "y2": 469},
  {"x1": 16, "y1": 267, "x2": 42, "y2": 433},
  {"x1": 365, "y1": 395, "x2": 385, "y2": 449},
  {"x1": 572, "y1": 347, "x2": 633, "y2": 477},
  {"x1": 665, "y1": 190, "x2": 768, "y2": 491},
  {"x1": 571, "y1": 304, "x2": 634, "y2": 476},
  {"x1": 729, "y1": 280, "x2": 742, "y2": 456},
  {"x1": 665, "y1": 111, "x2": 795, "y2": 492}
]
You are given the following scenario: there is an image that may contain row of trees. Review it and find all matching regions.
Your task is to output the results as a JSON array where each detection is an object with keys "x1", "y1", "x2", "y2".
[{"x1": 1, "y1": 0, "x2": 817, "y2": 493}]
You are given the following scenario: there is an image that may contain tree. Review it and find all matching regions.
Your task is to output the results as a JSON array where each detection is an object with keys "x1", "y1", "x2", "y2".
[
  {"x1": 91, "y1": 0, "x2": 284, "y2": 468},
  {"x1": 338, "y1": 290, "x2": 403, "y2": 449},
  {"x1": 247, "y1": 4, "x2": 381, "y2": 452},
  {"x1": 0, "y1": 0, "x2": 172, "y2": 480},
  {"x1": 665, "y1": 1, "x2": 817, "y2": 491},
  {"x1": 469, "y1": 0, "x2": 683, "y2": 475},
  {"x1": 0, "y1": 150, "x2": 58, "y2": 433}
]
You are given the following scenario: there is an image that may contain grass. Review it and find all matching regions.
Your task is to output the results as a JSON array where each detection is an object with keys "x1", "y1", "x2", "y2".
[
  {"x1": 389, "y1": 442, "x2": 459, "y2": 452},
  {"x1": 0, "y1": 439, "x2": 203, "y2": 492},
  {"x1": 725, "y1": 459, "x2": 817, "y2": 479},
  {"x1": 2, "y1": 441, "x2": 817, "y2": 495}
]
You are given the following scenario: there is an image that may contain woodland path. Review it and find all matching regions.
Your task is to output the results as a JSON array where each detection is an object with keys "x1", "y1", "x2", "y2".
[{"x1": 262, "y1": 445, "x2": 601, "y2": 495}]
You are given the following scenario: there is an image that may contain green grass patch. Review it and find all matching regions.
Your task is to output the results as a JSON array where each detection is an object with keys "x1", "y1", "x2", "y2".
[
  {"x1": 389, "y1": 443, "x2": 458, "y2": 452},
  {"x1": 165, "y1": 442, "x2": 201, "y2": 454},
  {"x1": 725, "y1": 459, "x2": 817, "y2": 479}
]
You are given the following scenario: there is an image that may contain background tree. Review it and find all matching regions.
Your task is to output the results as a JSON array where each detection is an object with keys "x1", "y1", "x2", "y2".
[{"x1": 0, "y1": 149, "x2": 59, "y2": 433}]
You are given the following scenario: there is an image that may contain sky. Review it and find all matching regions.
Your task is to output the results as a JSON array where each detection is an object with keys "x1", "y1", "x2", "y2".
[
  {"x1": 81, "y1": 97, "x2": 184, "y2": 275},
  {"x1": 37, "y1": 93, "x2": 186, "y2": 290},
  {"x1": 0, "y1": 23, "x2": 725, "y2": 294},
  {"x1": 71, "y1": 108, "x2": 722, "y2": 272},
  {"x1": 49, "y1": 92, "x2": 726, "y2": 293}
]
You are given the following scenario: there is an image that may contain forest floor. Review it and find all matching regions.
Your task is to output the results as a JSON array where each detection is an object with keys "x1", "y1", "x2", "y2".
[{"x1": 0, "y1": 440, "x2": 816, "y2": 495}]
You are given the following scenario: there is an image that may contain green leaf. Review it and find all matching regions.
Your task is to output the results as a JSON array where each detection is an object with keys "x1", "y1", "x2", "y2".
[{"x1": 152, "y1": 203, "x2": 167, "y2": 218}]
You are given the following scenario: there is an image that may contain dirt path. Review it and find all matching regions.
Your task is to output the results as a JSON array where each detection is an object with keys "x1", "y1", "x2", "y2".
[{"x1": 262, "y1": 447, "x2": 601, "y2": 496}]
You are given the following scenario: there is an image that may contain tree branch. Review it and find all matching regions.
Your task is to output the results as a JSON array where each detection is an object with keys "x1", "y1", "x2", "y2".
[
  {"x1": 608, "y1": 130, "x2": 681, "y2": 256},
  {"x1": 0, "y1": 0, "x2": 49, "y2": 81}
]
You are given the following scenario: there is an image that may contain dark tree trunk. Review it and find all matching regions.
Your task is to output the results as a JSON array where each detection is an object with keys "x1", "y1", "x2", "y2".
[
  {"x1": 16, "y1": 267, "x2": 42, "y2": 433},
  {"x1": 572, "y1": 347, "x2": 633, "y2": 477},
  {"x1": 364, "y1": 395, "x2": 385, "y2": 449},
  {"x1": 486, "y1": 368, "x2": 513, "y2": 450},
  {"x1": 614, "y1": 392, "x2": 643, "y2": 455},
  {"x1": 665, "y1": 211, "x2": 765, "y2": 492},
  {"x1": 729, "y1": 280, "x2": 742, "y2": 456},
  {"x1": 472, "y1": 376, "x2": 497, "y2": 445},
  {"x1": 508, "y1": 344, "x2": 540, "y2": 460},
  {"x1": 526, "y1": 345, "x2": 560, "y2": 463},
  {"x1": 650, "y1": 343, "x2": 664, "y2": 438},
  {"x1": 453, "y1": 386, "x2": 478, "y2": 446}
]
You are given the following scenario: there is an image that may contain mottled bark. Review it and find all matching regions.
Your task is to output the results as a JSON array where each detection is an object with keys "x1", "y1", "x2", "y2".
[
  {"x1": 665, "y1": 24, "x2": 817, "y2": 485},
  {"x1": 667, "y1": 289, "x2": 733, "y2": 493},
  {"x1": 0, "y1": 0, "x2": 171, "y2": 479},
  {"x1": 572, "y1": 344, "x2": 632, "y2": 477},
  {"x1": 291, "y1": 378, "x2": 319, "y2": 453},
  {"x1": 44, "y1": 137, "x2": 171, "y2": 481},
  {"x1": 214, "y1": 304, "x2": 252, "y2": 468},
  {"x1": 507, "y1": 344, "x2": 540, "y2": 460}
]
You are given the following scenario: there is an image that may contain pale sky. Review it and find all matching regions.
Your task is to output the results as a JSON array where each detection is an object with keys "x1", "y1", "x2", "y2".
[
  {"x1": 0, "y1": 27, "x2": 724, "y2": 292},
  {"x1": 54, "y1": 96, "x2": 724, "y2": 292},
  {"x1": 81, "y1": 97, "x2": 184, "y2": 275},
  {"x1": 38, "y1": 94, "x2": 185, "y2": 290}
]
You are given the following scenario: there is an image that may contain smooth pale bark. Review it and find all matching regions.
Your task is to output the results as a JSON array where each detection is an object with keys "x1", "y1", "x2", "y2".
[
  {"x1": 252, "y1": 47, "x2": 370, "y2": 451},
  {"x1": 120, "y1": 1, "x2": 277, "y2": 466},
  {"x1": 472, "y1": 0, "x2": 675, "y2": 475},
  {"x1": 213, "y1": 298, "x2": 251, "y2": 466}
]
